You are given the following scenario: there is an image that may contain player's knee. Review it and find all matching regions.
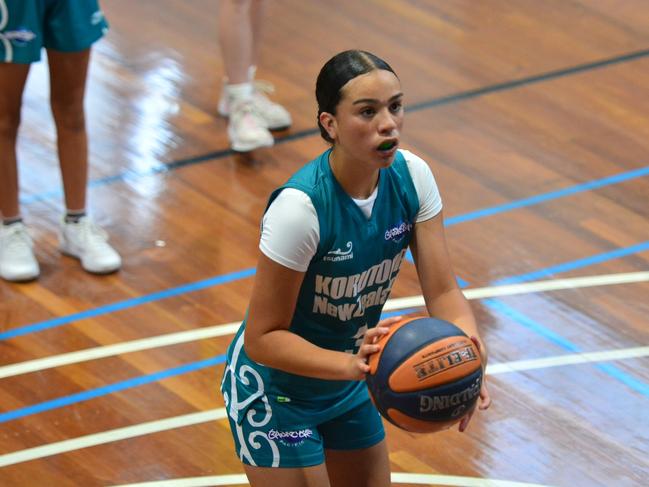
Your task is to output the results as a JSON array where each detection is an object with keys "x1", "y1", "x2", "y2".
[
  {"x1": 0, "y1": 110, "x2": 21, "y2": 138},
  {"x1": 50, "y1": 101, "x2": 86, "y2": 132}
]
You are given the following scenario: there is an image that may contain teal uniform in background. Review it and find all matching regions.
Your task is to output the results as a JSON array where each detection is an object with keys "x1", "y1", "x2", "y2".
[
  {"x1": 221, "y1": 149, "x2": 421, "y2": 467},
  {"x1": 0, "y1": 0, "x2": 108, "y2": 63}
]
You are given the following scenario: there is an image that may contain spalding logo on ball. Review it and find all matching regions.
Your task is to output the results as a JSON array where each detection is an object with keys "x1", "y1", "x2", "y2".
[{"x1": 366, "y1": 316, "x2": 483, "y2": 433}]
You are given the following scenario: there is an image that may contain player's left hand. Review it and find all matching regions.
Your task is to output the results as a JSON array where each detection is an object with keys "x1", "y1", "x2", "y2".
[{"x1": 459, "y1": 336, "x2": 491, "y2": 432}]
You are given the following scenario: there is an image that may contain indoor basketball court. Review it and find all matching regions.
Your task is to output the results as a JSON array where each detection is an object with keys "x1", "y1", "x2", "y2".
[{"x1": 0, "y1": 1, "x2": 648, "y2": 486}]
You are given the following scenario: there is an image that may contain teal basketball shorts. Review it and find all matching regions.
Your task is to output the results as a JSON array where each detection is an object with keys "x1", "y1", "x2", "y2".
[
  {"x1": 0, "y1": 0, "x2": 109, "y2": 63},
  {"x1": 223, "y1": 391, "x2": 386, "y2": 468}
]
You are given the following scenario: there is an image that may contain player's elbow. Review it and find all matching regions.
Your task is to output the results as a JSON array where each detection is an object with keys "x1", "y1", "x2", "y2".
[{"x1": 243, "y1": 330, "x2": 268, "y2": 364}]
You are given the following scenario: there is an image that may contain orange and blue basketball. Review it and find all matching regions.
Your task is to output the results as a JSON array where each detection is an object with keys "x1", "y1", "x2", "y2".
[{"x1": 366, "y1": 316, "x2": 483, "y2": 433}]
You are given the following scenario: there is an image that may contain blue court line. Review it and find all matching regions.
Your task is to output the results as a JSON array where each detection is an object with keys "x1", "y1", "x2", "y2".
[
  {"x1": 402, "y1": 166, "x2": 649, "y2": 263},
  {"x1": 493, "y1": 241, "x2": 649, "y2": 285},
  {"x1": 0, "y1": 267, "x2": 255, "y2": 341},
  {"x1": 482, "y1": 298, "x2": 649, "y2": 397},
  {"x1": 465, "y1": 273, "x2": 647, "y2": 395},
  {"x1": 19, "y1": 48, "x2": 649, "y2": 205},
  {"x1": 445, "y1": 166, "x2": 649, "y2": 226},
  {"x1": 0, "y1": 309, "x2": 413, "y2": 424},
  {"x1": 2, "y1": 244, "x2": 647, "y2": 424},
  {"x1": 0, "y1": 355, "x2": 226, "y2": 424},
  {"x1": 7, "y1": 174, "x2": 649, "y2": 342}
]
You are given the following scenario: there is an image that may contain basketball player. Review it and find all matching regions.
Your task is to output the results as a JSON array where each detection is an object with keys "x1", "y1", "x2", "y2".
[
  {"x1": 221, "y1": 50, "x2": 491, "y2": 486},
  {"x1": 0, "y1": 0, "x2": 121, "y2": 282}
]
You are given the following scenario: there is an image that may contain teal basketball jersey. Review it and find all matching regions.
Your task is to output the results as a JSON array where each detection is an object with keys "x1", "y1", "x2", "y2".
[{"x1": 222, "y1": 148, "x2": 420, "y2": 424}]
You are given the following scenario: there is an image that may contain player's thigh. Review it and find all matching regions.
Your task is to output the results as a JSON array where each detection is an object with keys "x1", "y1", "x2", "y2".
[
  {"x1": 244, "y1": 462, "x2": 330, "y2": 487},
  {"x1": 319, "y1": 399, "x2": 389, "y2": 487},
  {"x1": 325, "y1": 439, "x2": 391, "y2": 487}
]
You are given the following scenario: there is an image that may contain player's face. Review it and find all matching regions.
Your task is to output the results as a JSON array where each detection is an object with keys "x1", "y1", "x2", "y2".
[{"x1": 329, "y1": 69, "x2": 404, "y2": 168}]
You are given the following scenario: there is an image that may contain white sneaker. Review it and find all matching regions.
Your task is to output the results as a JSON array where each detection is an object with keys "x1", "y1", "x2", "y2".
[
  {"x1": 227, "y1": 98, "x2": 275, "y2": 152},
  {"x1": 59, "y1": 217, "x2": 121, "y2": 274},
  {"x1": 0, "y1": 222, "x2": 40, "y2": 282},
  {"x1": 219, "y1": 80, "x2": 292, "y2": 131}
]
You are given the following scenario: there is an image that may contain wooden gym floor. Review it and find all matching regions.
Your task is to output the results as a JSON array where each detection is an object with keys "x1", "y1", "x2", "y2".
[{"x1": 1, "y1": 1, "x2": 648, "y2": 485}]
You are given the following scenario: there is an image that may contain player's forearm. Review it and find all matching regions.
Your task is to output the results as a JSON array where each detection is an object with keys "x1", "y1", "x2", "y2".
[
  {"x1": 424, "y1": 288, "x2": 488, "y2": 363},
  {"x1": 244, "y1": 328, "x2": 355, "y2": 380}
]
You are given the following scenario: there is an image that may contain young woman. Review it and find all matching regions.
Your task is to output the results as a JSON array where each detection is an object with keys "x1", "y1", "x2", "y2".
[
  {"x1": 0, "y1": 0, "x2": 121, "y2": 282},
  {"x1": 221, "y1": 50, "x2": 491, "y2": 487}
]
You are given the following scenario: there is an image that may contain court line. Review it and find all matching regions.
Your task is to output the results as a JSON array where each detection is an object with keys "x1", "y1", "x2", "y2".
[
  {"x1": 481, "y1": 298, "x2": 649, "y2": 396},
  {"x1": 1, "y1": 270, "x2": 647, "y2": 424},
  {"x1": 444, "y1": 167, "x2": 649, "y2": 226},
  {"x1": 111, "y1": 472, "x2": 556, "y2": 487},
  {"x1": 0, "y1": 323, "x2": 240, "y2": 380},
  {"x1": 2, "y1": 220, "x2": 646, "y2": 344},
  {"x1": 20, "y1": 48, "x2": 649, "y2": 204},
  {"x1": 0, "y1": 356, "x2": 225, "y2": 424},
  {"x1": 0, "y1": 267, "x2": 255, "y2": 341},
  {"x1": 383, "y1": 271, "x2": 649, "y2": 310},
  {"x1": 493, "y1": 241, "x2": 649, "y2": 285},
  {"x1": 407, "y1": 48, "x2": 649, "y2": 112},
  {"x1": 0, "y1": 345, "x2": 645, "y2": 468},
  {"x1": 1, "y1": 272, "x2": 646, "y2": 380},
  {"x1": 487, "y1": 347, "x2": 649, "y2": 374},
  {"x1": 0, "y1": 409, "x2": 228, "y2": 468}
]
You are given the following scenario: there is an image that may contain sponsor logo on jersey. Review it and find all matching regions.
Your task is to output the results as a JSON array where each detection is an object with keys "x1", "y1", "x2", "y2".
[
  {"x1": 268, "y1": 428, "x2": 313, "y2": 446},
  {"x1": 313, "y1": 249, "x2": 407, "y2": 322},
  {"x1": 384, "y1": 220, "x2": 413, "y2": 242},
  {"x1": 323, "y1": 241, "x2": 353, "y2": 262}
]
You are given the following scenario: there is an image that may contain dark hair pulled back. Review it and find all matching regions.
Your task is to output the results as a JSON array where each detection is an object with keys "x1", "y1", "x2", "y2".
[{"x1": 316, "y1": 50, "x2": 397, "y2": 143}]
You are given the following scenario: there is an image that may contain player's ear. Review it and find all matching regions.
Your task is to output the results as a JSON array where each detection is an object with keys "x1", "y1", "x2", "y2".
[{"x1": 319, "y1": 112, "x2": 337, "y2": 141}]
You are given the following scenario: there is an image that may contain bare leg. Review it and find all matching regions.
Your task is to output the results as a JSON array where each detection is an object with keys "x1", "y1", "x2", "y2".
[
  {"x1": 244, "y1": 462, "x2": 330, "y2": 487},
  {"x1": 249, "y1": 0, "x2": 268, "y2": 69},
  {"x1": 46, "y1": 48, "x2": 91, "y2": 214},
  {"x1": 0, "y1": 63, "x2": 30, "y2": 220},
  {"x1": 219, "y1": 0, "x2": 254, "y2": 84},
  {"x1": 325, "y1": 440, "x2": 391, "y2": 487}
]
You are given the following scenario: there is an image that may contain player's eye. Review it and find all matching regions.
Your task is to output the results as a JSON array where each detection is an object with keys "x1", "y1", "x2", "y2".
[{"x1": 389, "y1": 101, "x2": 403, "y2": 113}]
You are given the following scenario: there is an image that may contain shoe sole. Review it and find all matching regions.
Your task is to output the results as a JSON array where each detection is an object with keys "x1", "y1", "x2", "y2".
[
  {"x1": 228, "y1": 127, "x2": 275, "y2": 152},
  {"x1": 0, "y1": 271, "x2": 39, "y2": 282},
  {"x1": 230, "y1": 138, "x2": 275, "y2": 153},
  {"x1": 219, "y1": 108, "x2": 292, "y2": 132},
  {"x1": 59, "y1": 247, "x2": 121, "y2": 274}
]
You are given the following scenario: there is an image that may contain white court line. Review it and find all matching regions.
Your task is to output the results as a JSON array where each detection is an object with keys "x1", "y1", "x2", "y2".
[
  {"x1": 0, "y1": 323, "x2": 241, "y2": 379},
  {"x1": 0, "y1": 345, "x2": 646, "y2": 468},
  {"x1": 1, "y1": 271, "x2": 646, "y2": 380},
  {"x1": 383, "y1": 271, "x2": 649, "y2": 311},
  {"x1": 487, "y1": 346, "x2": 649, "y2": 374},
  {"x1": 112, "y1": 472, "x2": 556, "y2": 487},
  {"x1": 0, "y1": 409, "x2": 227, "y2": 468}
]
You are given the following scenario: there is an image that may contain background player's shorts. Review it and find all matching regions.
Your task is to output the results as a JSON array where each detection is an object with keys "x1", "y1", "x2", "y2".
[
  {"x1": 225, "y1": 394, "x2": 385, "y2": 468},
  {"x1": 0, "y1": 0, "x2": 109, "y2": 64}
]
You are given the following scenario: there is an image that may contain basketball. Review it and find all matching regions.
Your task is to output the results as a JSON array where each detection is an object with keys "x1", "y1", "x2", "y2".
[{"x1": 366, "y1": 316, "x2": 483, "y2": 433}]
